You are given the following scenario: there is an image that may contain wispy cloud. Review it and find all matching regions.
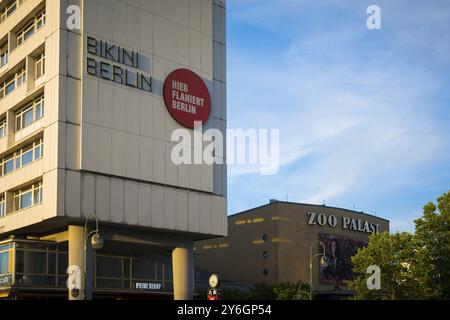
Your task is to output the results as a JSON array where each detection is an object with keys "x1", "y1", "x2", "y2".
[{"x1": 227, "y1": 0, "x2": 450, "y2": 230}]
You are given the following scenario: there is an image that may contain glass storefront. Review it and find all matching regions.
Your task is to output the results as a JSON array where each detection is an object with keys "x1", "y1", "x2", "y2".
[
  {"x1": 14, "y1": 241, "x2": 68, "y2": 288},
  {"x1": 0, "y1": 239, "x2": 173, "y2": 296},
  {"x1": 0, "y1": 243, "x2": 13, "y2": 287},
  {"x1": 95, "y1": 253, "x2": 173, "y2": 293},
  {"x1": 0, "y1": 240, "x2": 68, "y2": 289}
]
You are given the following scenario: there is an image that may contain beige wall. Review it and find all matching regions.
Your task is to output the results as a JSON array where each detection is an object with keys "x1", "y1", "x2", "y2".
[
  {"x1": 0, "y1": 0, "x2": 66, "y2": 233},
  {"x1": 80, "y1": 0, "x2": 214, "y2": 189},
  {"x1": 1, "y1": 0, "x2": 227, "y2": 239},
  {"x1": 76, "y1": 0, "x2": 226, "y2": 236},
  {"x1": 195, "y1": 204, "x2": 280, "y2": 285},
  {"x1": 194, "y1": 202, "x2": 389, "y2": 292}
]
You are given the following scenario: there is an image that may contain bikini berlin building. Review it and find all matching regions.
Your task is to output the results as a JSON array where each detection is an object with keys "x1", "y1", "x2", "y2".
[{"x1": 0, "y1": 0, "x2": 227, "y2": 300}]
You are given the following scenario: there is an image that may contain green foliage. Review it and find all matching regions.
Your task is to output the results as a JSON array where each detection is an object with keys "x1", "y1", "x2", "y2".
[
  {"x1": 274, "y1": 282, "x2": 310, "y2": 300},
  {"x1": 348, "y1": 190, "x2": 450, "y2": 300},
  {"x1": 347, "y1": 232, "x2": 420, "y2": 299},
  {"x1": 414, "y1": 191, "x2": 450, "y2": 299},
  {"x1": 248, "y1": 283, "x2": 277, "y2": 300},
  {"x1": 195, "y1": 282, "x2": 310, "y2": 300},
  {"x1": 221, "y1": 288, "x2": 251, "y2": 300}
]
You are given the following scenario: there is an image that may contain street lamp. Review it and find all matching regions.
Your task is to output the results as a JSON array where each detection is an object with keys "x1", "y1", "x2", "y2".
[
  {"x1": 309, "y1": 240, "x2": 327, "y2": 300},
  {"x1": 84, "y1": 214, "x2": 103, "y2": 299}
]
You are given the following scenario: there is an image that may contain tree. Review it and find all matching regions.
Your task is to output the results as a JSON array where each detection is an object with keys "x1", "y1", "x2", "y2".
[
  {"x1": 248, "y1": 283, "x2": 278, "y2": 300},
  {"x1": 348, "y1": 190, "x2": 450, "y2": 300},
  {"x1": 347, "y1": 232, "x2": 421, "y2": 299},
  {"x1": 221, "y1": 288, "x2": 251, "y2": 300},
  {"x1": 414, "y1": 191, "x2": 450, "y2": 299},
  {"x1": 274, "y1": 282, "x2": 310, "y2": 300}
]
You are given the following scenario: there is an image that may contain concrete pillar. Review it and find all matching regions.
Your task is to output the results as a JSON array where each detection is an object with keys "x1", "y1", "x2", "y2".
[
  {"x1": 172, "y1": 244, "x2": 194, "y2": 300},
  {"x1": 25, "y1": 55, "x2": 36, "y2": 92},
  {"x1": 7, "y1": 31, "x2": 17, "y2": 52},
  {"x1": 68, "y1": 225, "x2": 85, "y2": 300},
  {"x1": 6, "y1": 110, "x2": 14, "y2": 147}
]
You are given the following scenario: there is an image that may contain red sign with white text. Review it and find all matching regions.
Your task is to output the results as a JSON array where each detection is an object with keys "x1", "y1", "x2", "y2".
[{"x1": 163, "y1": 69, "x2": 211, "y2": 129}]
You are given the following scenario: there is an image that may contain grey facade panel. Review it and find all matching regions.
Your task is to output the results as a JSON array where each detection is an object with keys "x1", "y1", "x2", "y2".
[{"x1": 212, "y1": 0, "x2": 227, "y2": 197}]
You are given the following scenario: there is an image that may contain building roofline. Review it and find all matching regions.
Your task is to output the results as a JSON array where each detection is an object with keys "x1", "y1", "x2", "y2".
[{"x1": 228, "y1": 201, "x2": 390, "y2": 223}]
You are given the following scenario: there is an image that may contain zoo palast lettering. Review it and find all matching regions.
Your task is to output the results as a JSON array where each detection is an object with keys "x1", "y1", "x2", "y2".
[{"x1": 307, "y1": 212, "x2": 380, "y2": 234}]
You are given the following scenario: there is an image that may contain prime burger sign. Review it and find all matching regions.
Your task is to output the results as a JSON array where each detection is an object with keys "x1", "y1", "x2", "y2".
[
  {"x1": 163, "y1": 69, "x2": 211, "y2": 128},
  {"x1": 307, "y1": 212, "x2": 380, "y2": 234}
]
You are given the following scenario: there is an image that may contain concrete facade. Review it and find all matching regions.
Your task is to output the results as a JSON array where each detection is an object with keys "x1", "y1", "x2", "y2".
[{"x1": 0, "y1": 0, "x2": 227, "y2": 300}]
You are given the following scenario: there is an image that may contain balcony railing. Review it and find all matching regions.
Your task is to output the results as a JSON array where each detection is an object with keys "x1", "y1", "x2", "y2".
[
  {"x1": 0, "y1": 45, "x2": 7, "y2": 69},
  {"x1": 0, "y1": 0, "x2": 26, "y2": 25}
]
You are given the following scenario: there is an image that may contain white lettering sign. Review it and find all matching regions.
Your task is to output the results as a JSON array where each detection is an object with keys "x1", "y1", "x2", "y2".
[
  {"x1": 135, "y1": 282, "x2": 162, "y2": 290},
  {"x1": 307, "y1": 212, "x2": 380, "y2": 234}
]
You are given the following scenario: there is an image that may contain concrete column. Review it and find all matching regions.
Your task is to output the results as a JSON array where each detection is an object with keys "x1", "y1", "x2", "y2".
[
  {"x1": 6, "y1": 110, "x2": 14, "y2": 147},
  {"x1": 68, "y1": 225, "x2": 85, "y2": 300},
  {"x1": 25, "y1": 55, "x2": 36, "y2": 92},
  {"x1": 7, "y1": 32, "x2": 17, "y2": 52},
  {"x1": 172, "y1": 244, "x2": 194, "y2": 300}
]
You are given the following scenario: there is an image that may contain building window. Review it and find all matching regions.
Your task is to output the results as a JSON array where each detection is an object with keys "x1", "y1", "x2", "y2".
[
  {"x1": 35, "y1": 52, "x2": 45, "y2": 79},
  {"x1": 4, "y1": 78, "x2": 15, "y2": 95},
  {"x1": 0, "y1": 245, "x2": 11, "y2": 276},
  {"x1": 0, "y1": 195, "x2": 5, "y2": 218},
  {"x1": 13, "y1": 181, "x2": 42, "y2": 212},
  {"x1": 263, "y1": 269, "x2": 269, "y2": 277},
  {"x1": 36, "y1": 9, "x2": 46, "y2": 29},
  {"x1": 34, "y1": 182, "x2": 43, "y2": 204},
  {"x1": 10, "y1": 240, "x2": 68, "y2": 288},
  {"x1": 0, "y1": 67, "x2": 26, "y2": 99},
  {"x1": 16, "y1": 9, "x2": 46, "y2": 47},
  {"x1": 0, "y1": 118, "x2": 6, "y2": 138},
  {"x1": 34, "y1": 138, "x2": 43, "y2": 159},
  {"x1": 95, "y1": 253, "x2": 172, "y2": 291},
  {"x1": 16, "y1": 66, "x2": 26, "y2": 86},
  {"x1": 0, "y1": 0, "x2": 24, "y2": 24},
  {"x1": 262, "y1": 234, "x2": 268, "y2": 242},
  {"x1": 3, "y1": 156, "x2": 14, "y2": 174},
  {"x1": 0, "y1": 44, "x2": 8, "y2": 68},
  {"x1": 0, "y1": 138, "x2": 43, "y2": 176},
  {"x1": 262, "y1": 251, "x2": 268, "y2": 259},
  {"x1": 15, "y1": 95, "x2": 44, "y2": 131}
]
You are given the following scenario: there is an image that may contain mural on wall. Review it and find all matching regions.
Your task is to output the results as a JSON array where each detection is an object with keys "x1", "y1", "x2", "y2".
[{"x1": 319, "y1": 234, "x2": 368, "y2": 285}]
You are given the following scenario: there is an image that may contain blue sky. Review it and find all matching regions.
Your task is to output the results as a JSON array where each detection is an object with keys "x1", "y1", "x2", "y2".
[{"x1": 225, "y1": 0, "x2": 450, "y2": 232}]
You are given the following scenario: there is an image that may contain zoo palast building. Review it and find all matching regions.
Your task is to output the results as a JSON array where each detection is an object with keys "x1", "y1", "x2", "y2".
[
  {"x1": 194, "y1": 201, "x2": 389, "y2": 299},
  {"x1": 0, "y1": 0, "x2": 227, "y2": 299}
]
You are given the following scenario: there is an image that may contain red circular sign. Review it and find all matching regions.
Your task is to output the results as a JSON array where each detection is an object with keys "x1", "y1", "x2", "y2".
[{"x1": 163, "y1": 69, "x2": 211, "y2": 129}]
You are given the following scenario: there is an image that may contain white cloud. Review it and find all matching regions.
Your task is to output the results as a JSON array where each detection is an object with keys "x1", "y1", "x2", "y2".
[{"x1": 227, "y1": 0, "x2": 450, "y2": 231}]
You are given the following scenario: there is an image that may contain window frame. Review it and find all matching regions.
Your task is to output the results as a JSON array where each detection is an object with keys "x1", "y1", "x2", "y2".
[
  {"x1": 13, "y1": 181, "x2": 43, "y2": 212},
  {"x1": 15, "y1": 95, "x2": 44, "y2": 131},
  {"x1": 0, "y1": 138, "x2": 43, "y2": 177},
  {"x1": 0, "y1": 66, "x2": 27, "y2": 99},
  {"x1": 0, "y1": 0, "x2": 22, "y2": 24},
  {"x1": 0, "y1": 44, "x2": 8, "y2": 68},
  {"x1": 0, "y1": 195, "x2": 5, "y2": 218},
  {"x1": 35, "y1": 52, "x2": 45, "y2": 79},
  {"x1": 16, "y1": 9, "x2": 46, "y2": 47},
  {"x1": 0, "y1": 119, "x2": 6, "y2": 138}
]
